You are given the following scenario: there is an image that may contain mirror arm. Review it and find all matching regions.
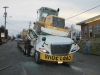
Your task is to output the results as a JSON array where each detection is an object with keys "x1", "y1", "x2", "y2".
[{"x1": 42, "y1": 41, "x2": 48, "y2": 47}]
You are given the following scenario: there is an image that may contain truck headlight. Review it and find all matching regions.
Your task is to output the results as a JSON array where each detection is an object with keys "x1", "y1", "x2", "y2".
[
  {"x1": 71, "y1": 45, "x2": 79, "y2": 52},
  {"x1": 39, "y1": 48, "x2": 49, "y2": 53},
  {"x1": 72, "y1": 46, "x2": 78, "y2": 50},
  {"x1": 73, "y1": 46, "x2": 78, "y2": 50}
]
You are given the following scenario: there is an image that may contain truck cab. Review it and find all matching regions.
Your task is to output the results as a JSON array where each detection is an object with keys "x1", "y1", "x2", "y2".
[
  {"x1": 24, "y1": 28, "x2": 79, "y2": 64},
  {"x1": 37, "y1": 7, "x2": 59, "y2": 21}
]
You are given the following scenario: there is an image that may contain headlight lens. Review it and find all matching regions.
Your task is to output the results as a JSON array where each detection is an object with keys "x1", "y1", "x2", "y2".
[
  {"x1": 39, "y1": 48, "x2": 49, "y2": 53},
  {"x1": 71, "y1": 45, "x2": 79, "y2": 52}
]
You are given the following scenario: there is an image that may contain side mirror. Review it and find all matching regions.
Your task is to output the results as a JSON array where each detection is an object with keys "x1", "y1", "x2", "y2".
[{"x1": 42, "y1": 37, "x2": 46, "y2": 41}]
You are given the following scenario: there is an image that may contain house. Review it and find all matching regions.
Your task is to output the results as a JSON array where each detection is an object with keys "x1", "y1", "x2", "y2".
[{"x1": 76, "y1": 15, "x2": 100, "y2": 39}]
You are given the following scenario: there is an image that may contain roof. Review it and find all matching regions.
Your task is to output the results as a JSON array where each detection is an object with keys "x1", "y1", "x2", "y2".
[
  {"x1": 40, "y1": 7, "x2": 57, "y2": 12},
  {"x1": 76, "y1": 14, "x2": 100, "y2": 25}
]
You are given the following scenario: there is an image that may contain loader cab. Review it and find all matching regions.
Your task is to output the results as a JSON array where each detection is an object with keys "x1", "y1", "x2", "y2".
[
  {"x1": 37, "y1": 7, "x2": 59, "y2": 21},
  {"x1": 44, "y1": 15, "x2": 65, "y2": 29}
]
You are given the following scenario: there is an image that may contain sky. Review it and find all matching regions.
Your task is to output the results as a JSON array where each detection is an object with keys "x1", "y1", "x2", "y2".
[{"x1": 0, "y1": 0, "x2": 100, "y2": 36}]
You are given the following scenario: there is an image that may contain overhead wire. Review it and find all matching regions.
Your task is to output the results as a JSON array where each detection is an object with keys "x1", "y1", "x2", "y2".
[
  {"x1": 6, "y1": 22, "x2": 23, "y2": 35},
  {"x1": 5, "y1": 1, "x2": 100, "y2": 32},
  {"x1": 7, "y1": 22, "x2": 25, "y2": 29},
  {"x1": 65, "y1": 4, "x2": 100, "y2": 20}
]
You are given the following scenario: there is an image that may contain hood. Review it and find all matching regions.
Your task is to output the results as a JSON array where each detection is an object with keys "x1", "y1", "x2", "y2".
[{"x1": 41, "y1": 35, "x2": 73, "y2": 45}]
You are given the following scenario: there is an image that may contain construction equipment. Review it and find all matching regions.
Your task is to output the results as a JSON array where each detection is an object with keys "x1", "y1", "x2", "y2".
[{"x1": 18, "y1": 7, "x2": 79, "y2": 64}]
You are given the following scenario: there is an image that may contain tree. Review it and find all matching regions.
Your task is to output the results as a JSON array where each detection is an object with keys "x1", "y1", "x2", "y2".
[{"x1": 69, "y1": 25, "x2": 76, "y2": 38}]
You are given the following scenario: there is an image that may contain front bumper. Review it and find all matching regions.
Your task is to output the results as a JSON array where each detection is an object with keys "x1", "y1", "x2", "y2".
[{"x1": 40, "y1": 53, "x2": 73, "y2": 63}]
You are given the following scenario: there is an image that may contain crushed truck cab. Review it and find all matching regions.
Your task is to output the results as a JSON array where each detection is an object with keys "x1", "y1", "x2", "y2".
[{"x1": 24, "y1": 27, "x2": 79, "y2": 64}]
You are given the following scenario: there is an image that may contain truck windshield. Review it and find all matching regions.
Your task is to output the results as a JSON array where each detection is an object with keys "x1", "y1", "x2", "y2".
[
  {"x1": 40, "y1": 31, "x2": 51, "y2": 35},
  {"x1": 41, "y1": 9, "x2": 57, "y2": 18},
  {"x1": 29, "y1": 30, "x2": 38, "y2": 38},
  {"x1": 53, "y1": 17, "x2": 65, "y2": 29}
]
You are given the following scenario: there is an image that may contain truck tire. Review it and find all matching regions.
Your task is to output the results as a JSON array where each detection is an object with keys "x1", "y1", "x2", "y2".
[{"x1": 34, "y1": 51, "x2": 41, "y2": 64}]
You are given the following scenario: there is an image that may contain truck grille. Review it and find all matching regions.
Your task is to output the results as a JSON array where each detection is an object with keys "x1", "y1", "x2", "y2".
[{"x1": 51, "y1": 44, "x2": 71, "y2": 55}]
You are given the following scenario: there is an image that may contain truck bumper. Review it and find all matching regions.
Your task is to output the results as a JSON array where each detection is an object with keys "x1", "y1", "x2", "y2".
[{"x1": 40, "y1": 53, "x2": 73, "y2": 63}]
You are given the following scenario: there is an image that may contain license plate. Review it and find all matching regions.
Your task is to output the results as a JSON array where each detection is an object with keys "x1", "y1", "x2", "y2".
[{"x1": 40, "y1": 53, "x2": 73, "y2": 62}]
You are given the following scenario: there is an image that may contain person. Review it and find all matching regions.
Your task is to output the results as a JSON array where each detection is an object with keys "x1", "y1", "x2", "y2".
[
  {"x1": 84, "y1": 39, "x2": 90, "y2": 55},
  {"x1": 27, "y1": 39, "x2": 31, "y2": 57}
]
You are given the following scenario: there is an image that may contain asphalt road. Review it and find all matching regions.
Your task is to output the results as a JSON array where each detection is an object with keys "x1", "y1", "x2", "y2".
[{"x1": 0, "y1": 40, "x2": 100, "y2": 75}]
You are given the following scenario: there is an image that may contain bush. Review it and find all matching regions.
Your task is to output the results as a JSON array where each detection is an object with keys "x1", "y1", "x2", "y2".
[
  {"x1": 95, "y1": 34, "x2": 100, "y2": 38},
  {"x1": 77, "y1": 39, "x2": 100, "y2": 55}
]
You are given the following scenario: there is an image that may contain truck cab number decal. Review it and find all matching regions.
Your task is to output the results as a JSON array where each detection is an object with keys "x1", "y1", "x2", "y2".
[{"x1": 45, "y1": 55, "x2": 71, "y2": 61}]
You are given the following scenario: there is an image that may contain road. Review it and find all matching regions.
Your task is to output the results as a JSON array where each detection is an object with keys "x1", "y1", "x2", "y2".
[{"x1": 0, "y1": 40, "x2": 100, "y2": 75}]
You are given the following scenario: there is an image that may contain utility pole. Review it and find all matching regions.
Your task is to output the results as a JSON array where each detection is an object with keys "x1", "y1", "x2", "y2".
[
  {"x1": 3, "y1": 6, "x2": 9, "y2": 29},
  {"x1": 29, "y1": 21, "x2": 31, "y2": 29}
]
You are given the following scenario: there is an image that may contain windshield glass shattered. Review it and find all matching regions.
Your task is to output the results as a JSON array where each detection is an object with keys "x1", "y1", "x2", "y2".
[
  {"x1": 40, "y1": 31, "x2": 51, "y2": 35},
  {"x1": 53, "y1": 17, "x2": 65, "y2": 29},
  {"x1": 41, "y1": 8, "x2": 57, "y2": 20}
]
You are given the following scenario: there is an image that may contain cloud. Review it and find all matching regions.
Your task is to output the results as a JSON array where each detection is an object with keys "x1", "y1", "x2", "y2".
[{"x1": 0, "y1": 0, "x2": 100, "y2": 36}]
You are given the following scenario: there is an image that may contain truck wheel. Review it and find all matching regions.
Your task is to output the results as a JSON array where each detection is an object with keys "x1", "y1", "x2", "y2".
[{"x1": 34, "y1": 51, "x2": 41, "y2": 64}]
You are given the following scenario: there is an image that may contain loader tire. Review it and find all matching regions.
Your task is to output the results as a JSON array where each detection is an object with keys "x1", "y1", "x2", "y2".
[{"x1": 34, "y1": 51, "x2": 41, "y2": 64}]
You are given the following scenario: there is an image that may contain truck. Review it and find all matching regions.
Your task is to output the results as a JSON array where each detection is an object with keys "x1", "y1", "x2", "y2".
[{"x1": 17, "y1": 7, "x2": 80, "y2": 64}]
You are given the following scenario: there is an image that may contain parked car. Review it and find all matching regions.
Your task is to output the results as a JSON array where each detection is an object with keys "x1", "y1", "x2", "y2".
[{"x1": 14, "y1": 38, "x2": 22, "y2": 41}]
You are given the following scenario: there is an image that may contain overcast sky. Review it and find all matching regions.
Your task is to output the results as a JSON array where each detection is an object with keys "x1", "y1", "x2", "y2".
[{"x1": 0, "y1": 0, "x2": 100, "y2": 36}]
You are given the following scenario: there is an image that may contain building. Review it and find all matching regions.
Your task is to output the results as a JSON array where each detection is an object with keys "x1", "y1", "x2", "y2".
[
  {"x1": 76, "y1": 15, "x2": 100, "y2": 39},
  {"x1": 0, "y1": 25, "x2": 8, "y2": 43}
]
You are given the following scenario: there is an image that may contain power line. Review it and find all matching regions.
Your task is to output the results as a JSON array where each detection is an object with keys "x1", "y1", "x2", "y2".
[
  {"x1": 7, "y1": 22, "x2": 24, "y2": 29},
  {"x1": 9, "y1": 24, "x2": 23, "y2": 29},
  {"x1": 9, "y1": 29, "x2": 20, "y2": 33},
  {"x1": 65, "y1": 4, "x2": 100, "y2": 20}
]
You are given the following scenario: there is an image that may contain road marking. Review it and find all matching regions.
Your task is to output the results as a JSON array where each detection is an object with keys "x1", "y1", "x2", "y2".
[
  {"x1": 71, "y1": 65, "x2": 100, "y2": 75},
  {"x1": 22, "y1": 66, "x2": 27, "y2": 75},
  {"x1": 0, "y1": 63, "x2": 11, "y2": 71}
]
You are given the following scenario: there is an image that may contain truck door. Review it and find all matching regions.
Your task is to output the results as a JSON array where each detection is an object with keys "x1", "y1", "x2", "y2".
[{"x1": 28, "y1": 30, "x2": 38, "y2": 47}]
